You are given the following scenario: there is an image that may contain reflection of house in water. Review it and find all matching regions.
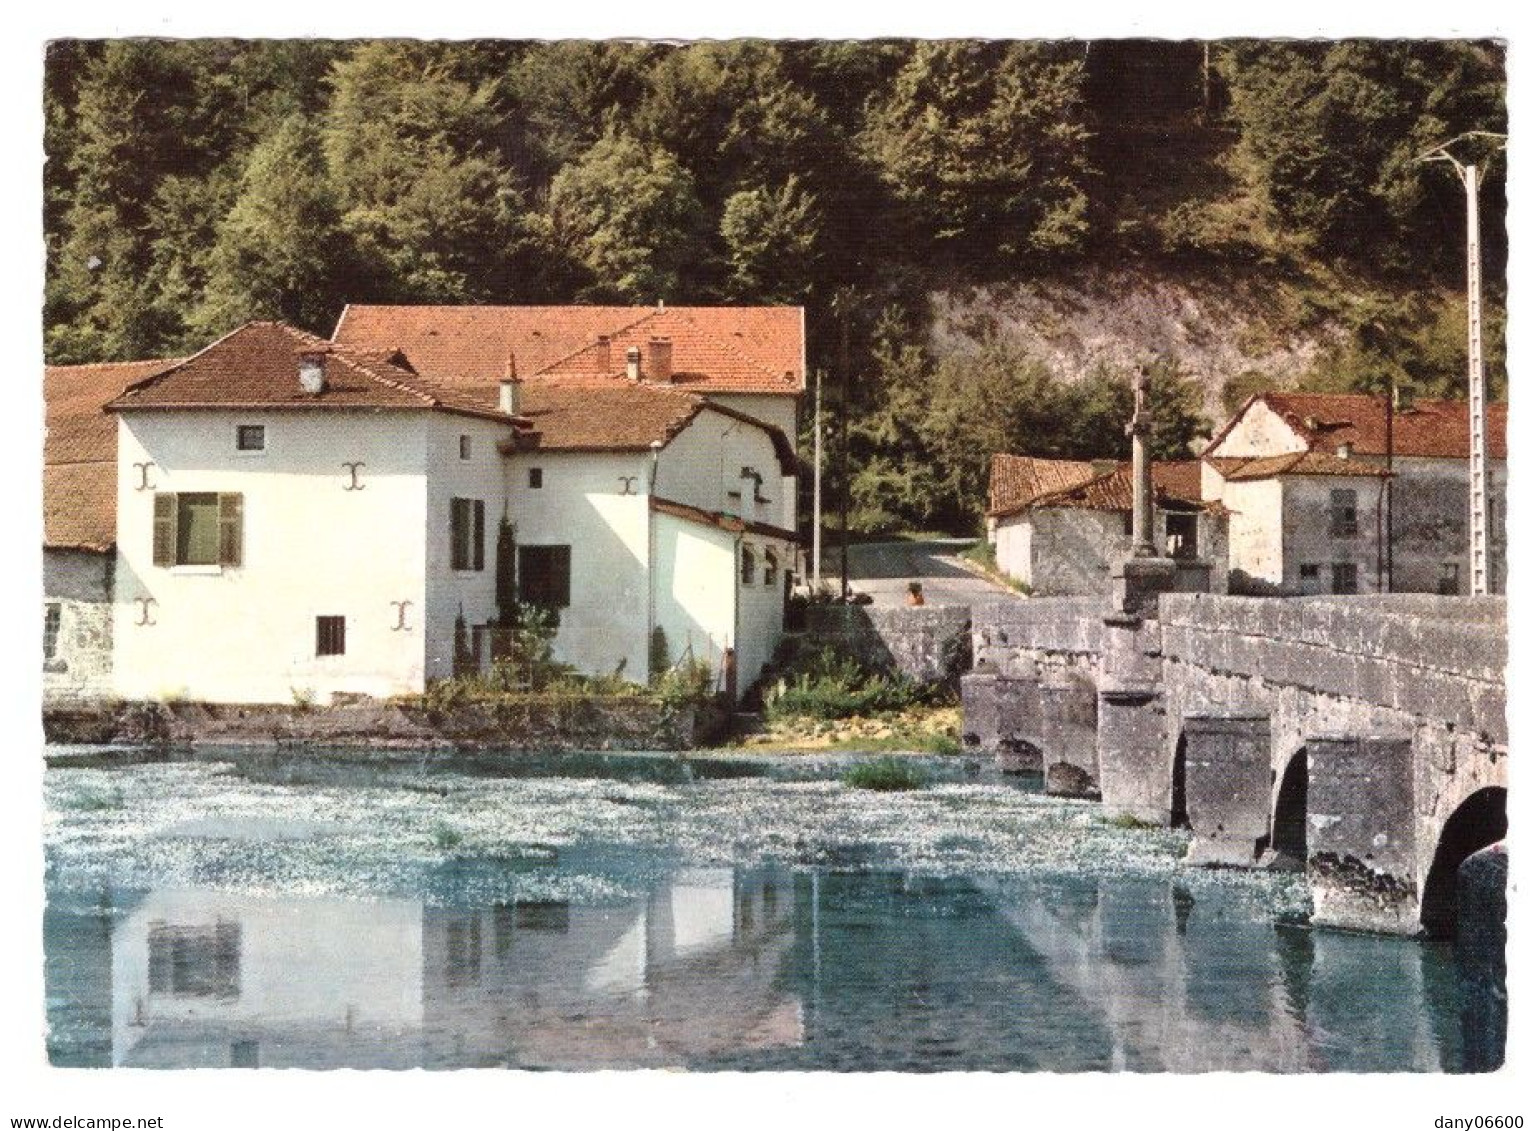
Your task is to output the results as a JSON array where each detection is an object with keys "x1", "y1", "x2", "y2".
[
  {"x1": 95, "y1": 868, "x2": 801, "y2": 1070},
  {"x1": 421, "y1": 867, "x2": 803, "y2": 1069},
  {"x1": 111, "y1": 890, "x2": 426, "y2": 1069}
]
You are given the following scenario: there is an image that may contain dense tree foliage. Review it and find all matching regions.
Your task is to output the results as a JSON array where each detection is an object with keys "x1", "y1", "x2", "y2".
[{"x1": 43, "y1": 39, "x2": 1506, "y2": 531}]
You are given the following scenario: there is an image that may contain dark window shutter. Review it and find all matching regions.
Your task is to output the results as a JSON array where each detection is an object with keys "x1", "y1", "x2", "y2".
[
  {"x1": 450, "y1": 498, "x2": 468, "y2": 570},
  {"x1": 473, "y1": 501, "x2": 486, "y2": 571},
  {"x1": 218, "y1": 493, "x2": 243, "y2": 566},
  {"x1": 153, "y1": 493, "x2": 177, "y2": 567}
]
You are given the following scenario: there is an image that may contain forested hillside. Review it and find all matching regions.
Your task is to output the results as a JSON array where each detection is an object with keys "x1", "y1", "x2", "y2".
[{"x1": 43, "y1": 39, "x2": 1506, "y2": 531}]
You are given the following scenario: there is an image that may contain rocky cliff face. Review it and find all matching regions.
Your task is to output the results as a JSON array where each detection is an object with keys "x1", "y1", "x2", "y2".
[{"x1": 929, "y1": 265, "x2": 1349, "y2": 424}]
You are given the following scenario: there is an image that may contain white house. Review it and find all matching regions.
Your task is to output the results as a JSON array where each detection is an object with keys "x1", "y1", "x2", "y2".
[
  {"x1": 986, "y1": 455, "x2": 1229, "y2": 596},
  {"x1": 102, "y1": 316, "x2": 799, "y2": 706},
  {"x1": 1202, "y1": 392, "x2": 1507, "y2": 595}
]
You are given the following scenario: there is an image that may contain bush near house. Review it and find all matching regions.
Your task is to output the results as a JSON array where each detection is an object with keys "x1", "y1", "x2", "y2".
[{"x1": 759, "y1": 639, "x2": 946, "y2": 722}]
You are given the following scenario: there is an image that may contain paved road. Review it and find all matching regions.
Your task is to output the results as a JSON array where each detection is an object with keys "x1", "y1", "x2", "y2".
[{"x1": 820, "y1": 538, "x2": 1022, "y2": 607}]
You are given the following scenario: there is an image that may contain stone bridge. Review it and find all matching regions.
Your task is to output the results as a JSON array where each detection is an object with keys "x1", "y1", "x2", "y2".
[{"x1": 963, "y1": 593, "x2": 1508, "y2": 937}]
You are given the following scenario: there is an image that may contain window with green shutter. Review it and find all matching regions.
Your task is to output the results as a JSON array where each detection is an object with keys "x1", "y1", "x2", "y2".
[
  {"x1": 451, "y1": 497, "x2": 486, "y2": 572},
  {"x1": 152, "y1": 492, "x2": 243, "y2": 567}
]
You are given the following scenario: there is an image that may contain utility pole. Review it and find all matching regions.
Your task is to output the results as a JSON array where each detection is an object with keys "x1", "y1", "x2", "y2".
[
  {"x1": 1464, "y1": 161, "x2": 1490, "y2": 596},
  {"x1": 812, "y1": 368, "x2": 823, "y2": 590},
  {"x1": 1415, "y1": 131, "x2": 1504, "y2": 596}
]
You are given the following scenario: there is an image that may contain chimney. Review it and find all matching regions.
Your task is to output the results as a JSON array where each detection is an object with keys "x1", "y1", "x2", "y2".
[
  {"x1": 499, "y1": 378, "x2": 521, "y2": 416},
  {"x1": 649, "y1": 337, "x2": 673, "y2": 383},
  {"x1": 626, "y1": 346, "x2": 642, "y2": 382},
  {"x1": 1336, "y1": 441, "x2": 1353, "y2": 459},
  {"x1": 595, "y1": 335, "x2": 611, "y2": 373},
  {"x1": 297, "y1": 348, "x2": 329, "y2": 395}
]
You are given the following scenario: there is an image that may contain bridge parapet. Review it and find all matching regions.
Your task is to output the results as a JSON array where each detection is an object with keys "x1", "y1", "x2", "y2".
[{"x1": 1160, "y1": 595, "x2": 1505, "y2": 742}]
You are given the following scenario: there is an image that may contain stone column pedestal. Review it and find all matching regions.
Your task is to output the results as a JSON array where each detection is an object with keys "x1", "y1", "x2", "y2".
[
  {"x1": 1181, "y1": 714, "x2": 1271, "y2": 867},
  {"x1": 1040, "y1": 669, "x2": 1099, "y2": 798},
  {"x1": 1306, "y1": 735, "x2": 1419, "y2": 934}
]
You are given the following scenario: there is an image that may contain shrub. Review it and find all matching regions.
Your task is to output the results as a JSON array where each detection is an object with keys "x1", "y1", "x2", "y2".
[
  {"x1": 843, "y1": 756, "x2": 926, "y2": 791},
  {"x1": 655, "y1": 657, "x2": 717, "y2": 707},
  {"x1": 761, "y1": 643, "x2": 938, "y2": 721}
]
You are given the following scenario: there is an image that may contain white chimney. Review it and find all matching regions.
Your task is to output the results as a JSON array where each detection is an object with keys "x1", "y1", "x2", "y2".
[
  {"x1": 626, "y1": 346, "x2": 642, "y2": 382},
  {"x1": 499, "y1": 352, "x2": 520, "y2": 415},
  {"x1": 297, "y1": 349, "x2": 328, "y2": 395},
  {"x1": 1336, "y1": 441, "x2": 1353, "y2": 459}
]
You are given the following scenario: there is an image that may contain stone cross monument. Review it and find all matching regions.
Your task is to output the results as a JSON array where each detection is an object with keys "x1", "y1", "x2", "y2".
[
  {"x1": 1128, "y1": 365, "x2": 1155, "y2": 558},
  {"x1": 1111, "y1": 362, "x2": 1178, "y2": 615}
]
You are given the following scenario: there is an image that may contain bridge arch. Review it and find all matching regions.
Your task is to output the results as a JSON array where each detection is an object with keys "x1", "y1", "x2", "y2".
[
  {"x1": 1170, "y1": 733, "x2": 1188, "y2": 829},
  {"x1": 1270, "y1": 748, "x2": 1308, "y2": 864},
  {"x1": 1419, "y1": 786, "x2": 1507, "y2": 939}
]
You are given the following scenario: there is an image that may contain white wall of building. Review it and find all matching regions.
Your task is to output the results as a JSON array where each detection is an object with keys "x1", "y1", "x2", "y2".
[
  {"x1": 505, "y1": 450, "x2": 652, "y2": 681},
  {"x1": 994, "y1": 514, "x2": 1034, "y2": 589},
  {"x1": 422, "y1": 414, "x2": 522, "y2": 679},
  {"x1": 701, "y1": 393, "x2": 797, "y2": 450},
  {"x1": 1210, "y1": 401, "x2": 1307, "y2": 457},
  {"x1": 734, "y1": 535, "x2": 791, "y2": 691},
  {"x1": 654, "y1": 406, "x2": 795, "y2": 533},
  {"x1": 1214, "y1": 476, "x2": 1285, "y2": 593},
  {"x1": 651, "y1": 511, "x2": 737, "y2": 686},
  {"x1": 114, "y1": 410, "x2": 442, "y2": 704}
]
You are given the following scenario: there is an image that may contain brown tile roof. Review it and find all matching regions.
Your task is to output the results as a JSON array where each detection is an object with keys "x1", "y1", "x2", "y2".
[
  {"x1": 1207, "y1": 391, "x2": 1508, "y2": 461},
  {"x1": 332, "y1": 304, "x2": 806, "y2": 395},
  {"x1": 1031, "y1": 460, "x2": 1216, "y2": 512},
  {"x1": 1215, "y1": 451, "x2": 1392, "y2": 481},
  {"x1": 987, "y1": 454, "x2": 1098, "y2": 518},
  {"x1": 45, "y1": 357, "x2": 181, "y2": 550},
  {"x1": 650, "y1": 496, "x2": 800, "y2": 544},
  {"x1": 106, "y1": 322, "x2": 526, "y2": 424},
  {"x1": 511, "y1": 380, "x2": 797, "y2": 473},
  {"x1": 514, "y1": 380, "x2": 703, "y2": 453}
]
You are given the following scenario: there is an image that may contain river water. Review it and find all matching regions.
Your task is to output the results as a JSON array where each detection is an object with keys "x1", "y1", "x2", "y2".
[{"x1": 43, "y1": 748, "x2": 1469, "y2": 1071}]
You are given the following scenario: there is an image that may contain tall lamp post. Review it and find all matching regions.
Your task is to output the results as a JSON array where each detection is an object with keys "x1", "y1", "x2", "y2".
[{"x1": 1415, "y1": 130, "x2": 1505, "y2": 596}]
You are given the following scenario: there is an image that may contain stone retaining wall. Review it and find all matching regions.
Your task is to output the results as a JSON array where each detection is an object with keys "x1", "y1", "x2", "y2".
[
  {"x1": 43, "y1": 696, "x2": 722, "y2": 752},
  {"x1": 804, "y1": 604, "x2": 972, "y2": 684}
]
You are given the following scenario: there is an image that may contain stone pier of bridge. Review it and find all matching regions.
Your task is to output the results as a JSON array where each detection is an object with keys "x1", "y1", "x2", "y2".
[{"x1": 962, "y1": 593, "x2": 1507, "y2": 938}]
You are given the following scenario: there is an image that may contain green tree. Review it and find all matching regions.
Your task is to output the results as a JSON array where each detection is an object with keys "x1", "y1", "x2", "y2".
[
  {"x1": 720, "y1": 178, "x2": 820, "y2": 302},
  {"x1": 861, "y1": 42, "x2": 1094, "y2": 268},
  {"x1": 537, "y1": 130, "x2": 707, "y2": 302},
  {"x1": 323, "y1": 42, "x2": 528, "y2": 302},
  {"x1": 193, "y1": 115, "x2": 352, "y2": 336}
]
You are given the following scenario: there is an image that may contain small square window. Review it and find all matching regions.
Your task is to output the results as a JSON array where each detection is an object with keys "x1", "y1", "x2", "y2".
[
  {"x1": 459, "y1": 435, "x2": 472, "y2": 460},
  {"x1": 528, "y1": 468, "x2": 543, "y2": 489},
  {"x1": 1299, "y1": 564, "x2": 1321, "y2": 580},
  {"x1": 1331, "y1": 562, "x2": 1359, "y2": 595},
  {"x1": 316, "y1": 615, "x2": 346, "y2": 657},
  {"x1": 236, "y1": 425, "x2": 265, "y2": 452}
]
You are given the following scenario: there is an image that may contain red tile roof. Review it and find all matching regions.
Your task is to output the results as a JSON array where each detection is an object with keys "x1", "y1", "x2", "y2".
[
  {"x1": 107, "y1": 322, "x2": 524, "y2": 423},
  {"x1": 987, "y1": 454, "x2": 1098, "y2": 518},
  {"x1": 651, "y1": 496, "x2": 799, "y2": 544},
  {"x1": 332, "y1": 304, "x2": 806, "y2": 395},
  {"x1": 45, "y1": 357, "x2": 181, "y2": 550},
  {"x1": 511, "y1": 379, "x2": 797, "y2": 473},
  {"x1": 515, "y1": 380, "x2": 702, "y2": 453},
  {"x1": 1207, "y1": 391, "x2": 1508, "y2": 461},
  {"x1": 1031, "y1": 460, "x2": 1217, "y2": 512}
]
